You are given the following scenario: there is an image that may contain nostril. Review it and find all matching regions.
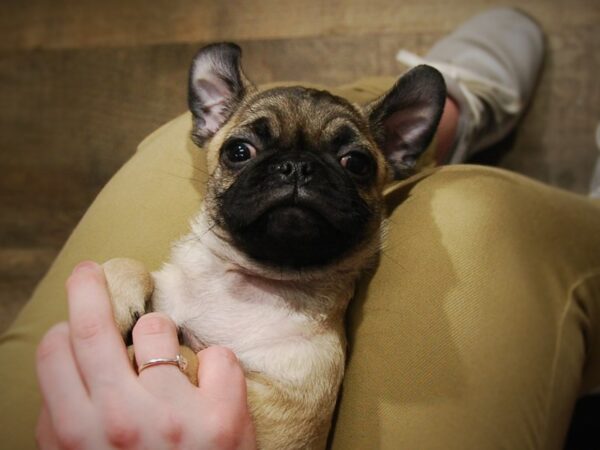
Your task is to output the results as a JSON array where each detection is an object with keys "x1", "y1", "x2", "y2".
[
  {"x1": 299, "y1": 161, "x2": 314, "y2": 177},
  {"x1": 279, "y1": 162, "x2": 294, "y2": 176},
  {"x1": 270, "y1": 160, "x2": 314, "y2": 181},
  {"x1": 270, "y1": 162, "x2": 294, "y2": 176}
]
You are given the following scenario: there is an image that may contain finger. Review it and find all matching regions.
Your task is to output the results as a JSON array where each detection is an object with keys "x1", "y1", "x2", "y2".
[
  {"x1": 66, "y1": 261, "x2": 134, "y2": 393},
  {"x1": 133, "y1": 313, "x2": 190, "y2": 394},
  {"x1": 36, "y1": 404, "x2": 60, "y2": 450},
  {"x1": 197, "y1": 346, "x2": 247, "y2": 406},
  {"x1": 36, "y1": 323, "x2": 91, "y2": 421}
]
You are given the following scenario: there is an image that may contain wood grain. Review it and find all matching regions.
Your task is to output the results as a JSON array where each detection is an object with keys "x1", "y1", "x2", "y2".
[{"x1": 0, "y1": 0, "x2": 598, "y2": 50}]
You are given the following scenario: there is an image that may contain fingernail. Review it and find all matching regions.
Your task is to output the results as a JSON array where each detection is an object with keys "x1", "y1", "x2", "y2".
[{"x1": 73, "y1": 260, "x2": 99, "y2": 274}]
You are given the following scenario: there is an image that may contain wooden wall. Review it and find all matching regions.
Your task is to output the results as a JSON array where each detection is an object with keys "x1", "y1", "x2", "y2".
[{"x1": 1, "y1": 0, "x2": 599, "y2": 331}]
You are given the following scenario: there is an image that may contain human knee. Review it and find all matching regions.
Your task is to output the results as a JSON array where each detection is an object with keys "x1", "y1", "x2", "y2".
[{"x1": 425, "y1": 167, "x2": 533, "y2": 242}]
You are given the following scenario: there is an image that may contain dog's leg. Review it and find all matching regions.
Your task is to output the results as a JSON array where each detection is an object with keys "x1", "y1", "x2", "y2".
[
  {"x1": 102, "y1": 258, "x2": 153, "y2": 338},
  {"x1": 103, "y1": 259, "x2": 201, "y2": 385},
  {"x1": 246, "y1": 374, "x2": 331, "y2": 450}
]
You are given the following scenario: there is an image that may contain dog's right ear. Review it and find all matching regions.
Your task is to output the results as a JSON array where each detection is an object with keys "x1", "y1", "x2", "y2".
[
  {"x1": 363, "y1": 65, "x2": 446, "y2": 179},
  {"x1": 188, "y1": 43, "x2": 254, "y2": 147}
]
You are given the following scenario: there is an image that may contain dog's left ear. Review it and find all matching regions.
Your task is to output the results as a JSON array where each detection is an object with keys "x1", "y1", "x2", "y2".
[
  {"x1": 188, "y1": 43, "x2": 255, "y2": 146},
  {"x1": 364, "y1": 65, "x2": 446, "y2": 179}
]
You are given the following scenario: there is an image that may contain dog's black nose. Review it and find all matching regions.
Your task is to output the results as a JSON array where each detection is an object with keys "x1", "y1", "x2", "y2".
[{"x1": 270, "y1": 160, "x2": 314, "y2": 184}]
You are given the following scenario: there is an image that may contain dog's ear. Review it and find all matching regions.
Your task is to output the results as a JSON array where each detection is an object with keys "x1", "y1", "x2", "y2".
[
  {"x1": 364, "y1": 65, "x2": 446, "y2": 179},
  {"x1": 188, "y1": 43, "x2": 254, "y2": 146}
]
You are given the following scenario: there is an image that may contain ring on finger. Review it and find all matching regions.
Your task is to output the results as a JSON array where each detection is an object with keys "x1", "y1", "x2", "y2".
[{"x1": 138, "y1": 354, "x2": 188, "y2": 374}]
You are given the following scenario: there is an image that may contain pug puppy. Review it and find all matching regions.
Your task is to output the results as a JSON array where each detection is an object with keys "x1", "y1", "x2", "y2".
[{"x1": 103, "y1": 43, "x2": 446, "y2": 449}]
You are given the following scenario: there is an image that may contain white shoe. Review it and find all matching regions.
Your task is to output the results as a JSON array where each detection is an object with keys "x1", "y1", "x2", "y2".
[{"x1": 397, "y1": 8, "x2": 545, "y2": 164}]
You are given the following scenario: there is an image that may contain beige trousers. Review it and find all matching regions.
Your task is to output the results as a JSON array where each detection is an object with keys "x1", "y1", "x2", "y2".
[{"x1": 1, "y1": 77, "x2": 600, "y2": 449}]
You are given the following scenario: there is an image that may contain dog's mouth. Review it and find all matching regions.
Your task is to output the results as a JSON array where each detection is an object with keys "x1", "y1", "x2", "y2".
[
  {"x1": 221, "y1": 186, "x2": 367, "y2": 269},
  {"x1": 233, "y1": 185, "x2": 331, "y2": 226},
  {"x1": 253, "y1": 201, "x2": 330, "y2": 244}
]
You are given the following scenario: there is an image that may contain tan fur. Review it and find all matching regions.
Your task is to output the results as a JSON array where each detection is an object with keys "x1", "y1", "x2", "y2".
[
  {"x1": 103, "y1": 86, "x2": 392, "y2": 450},
  {"x1": 102, "y1": 258, "x2": 153, "y2": 336}
]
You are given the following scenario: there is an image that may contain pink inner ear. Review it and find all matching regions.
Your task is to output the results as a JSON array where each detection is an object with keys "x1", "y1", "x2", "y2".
[
  {"x1": 383, "y1": 110, "x2": 431, "y2": 157},
  {"x1": 195, "y1": 78, "x2": 231, "y2": 133}
]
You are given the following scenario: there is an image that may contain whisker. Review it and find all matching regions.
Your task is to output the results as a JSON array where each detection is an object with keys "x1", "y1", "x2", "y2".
[
  {"x1": 172, "y1": 156, "x2": 211, "y2": 177},
  {"x1": 378, "y1": 249, "x2": 407, "y2": 272},
  {"x1": 158, "y1": 170, "x2": 206, "y2": 184},
  {"x1": 188, "y1": 164, "x2": 210, "y2": 176}
]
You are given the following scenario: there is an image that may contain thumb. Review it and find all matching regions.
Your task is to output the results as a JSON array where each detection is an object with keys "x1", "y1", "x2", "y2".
[{"x1": 197, "y1": 346, "x2": 247, "y2": 404}]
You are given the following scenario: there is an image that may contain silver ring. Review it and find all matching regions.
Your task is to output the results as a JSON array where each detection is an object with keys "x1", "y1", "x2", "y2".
[{"x1": 138, "y1": 354, "x2": 188, "y2": 374}]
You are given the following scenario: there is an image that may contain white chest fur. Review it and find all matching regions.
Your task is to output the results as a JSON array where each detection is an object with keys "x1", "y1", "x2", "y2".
[{"x1": 151, "y1": 211, "x2": 356, "y2": 386}]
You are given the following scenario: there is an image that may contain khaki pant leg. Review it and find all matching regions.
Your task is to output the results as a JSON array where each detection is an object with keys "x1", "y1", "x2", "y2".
[
  {"x1": 331, "y1": 166, "x2": 600, "y2": 450},
  {"x1": 0, "y1": 113, "x2": 204, "y2": 450}
]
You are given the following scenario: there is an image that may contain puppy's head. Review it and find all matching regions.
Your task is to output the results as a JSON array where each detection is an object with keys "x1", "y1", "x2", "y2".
[{"x1": 188, "y1": 43, "x2": 445, "y2": 271}]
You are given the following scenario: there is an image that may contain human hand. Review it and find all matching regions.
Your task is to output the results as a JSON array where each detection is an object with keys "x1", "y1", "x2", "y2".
[{"x1": 35, "y1": 261, "x2": 256, "y2": 450}]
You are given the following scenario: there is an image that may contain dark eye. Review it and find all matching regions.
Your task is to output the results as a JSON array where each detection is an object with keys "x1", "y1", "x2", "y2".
[
  {"x1": 339, "y1": 151, "x2": 373, "y2": 177},
  {"x1": 223, "y1": 141, "x2": 257, "y2": 165}
]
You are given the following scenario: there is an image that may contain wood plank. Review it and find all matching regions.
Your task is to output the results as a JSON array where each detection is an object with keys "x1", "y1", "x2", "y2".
[{"x1": 0, "y1": 0, "x2": 598, "y2": 50}]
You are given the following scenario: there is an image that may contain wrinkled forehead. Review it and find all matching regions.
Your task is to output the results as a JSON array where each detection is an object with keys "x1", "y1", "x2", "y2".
[{"x1": 231, "y1": 86, "x2": 370, "y2": 149}]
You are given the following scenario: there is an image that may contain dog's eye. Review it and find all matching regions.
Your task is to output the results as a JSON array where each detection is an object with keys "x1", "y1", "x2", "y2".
[
  {"x1": 223, "y1": 141, "x2": 257, "y2": 164},
  {"x1": 339, "y1": 152, "x2": 373, "y2": 177}
]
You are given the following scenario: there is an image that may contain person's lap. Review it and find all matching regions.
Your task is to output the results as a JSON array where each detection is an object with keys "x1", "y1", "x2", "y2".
[
  {"x1": 333, "y1": 165, "x2": 600, "y2": 449},
  {"x1": 2, "y1": 79, "x2": 600, "y2": 449}
]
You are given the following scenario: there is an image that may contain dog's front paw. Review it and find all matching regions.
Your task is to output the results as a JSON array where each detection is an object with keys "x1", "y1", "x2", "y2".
[{"x1": 102, "y1": 258, "x2": 154, "y2": 337}]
